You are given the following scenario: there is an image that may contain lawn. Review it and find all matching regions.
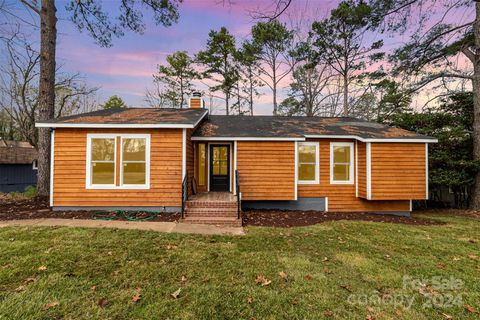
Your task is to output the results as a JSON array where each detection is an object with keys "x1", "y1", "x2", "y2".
[{"x1": 0, "y1": 212, "x2": 478, "y2": 319}]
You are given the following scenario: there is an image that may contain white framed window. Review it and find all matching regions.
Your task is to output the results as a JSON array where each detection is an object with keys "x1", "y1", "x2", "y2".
[
  {"x1": 297, "y1": 142, "x2": 319, "y2": 184},
  {"x1": 86, "y1": 134, "x2": 150, "y2": 189},
  {"x1": 32, "y1": 160, "x2": 38, "y2": 170},
  {"x1": 330, "y1": 142, "x2": 354, "y2": 184}
]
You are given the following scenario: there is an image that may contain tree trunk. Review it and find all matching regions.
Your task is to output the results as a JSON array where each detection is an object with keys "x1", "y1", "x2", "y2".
[
  {"x1": 470, "y1": 2, "x2": 480, "y2": 209},
  {"x1": 249, "y1": 78, "x2": 254, "y2": 116},
  {"x1": 37, "y1": 0, "x2": 57, "y2": 197},
  {"x1": 272, "y1": 63, "x2": 277, "y2": 115},
  {"x1": 225, "y1": 91, "x2": 230, "y2": 115},
  {"x1": 343, "y1": 73, "x2": 348, "y2": 116}
]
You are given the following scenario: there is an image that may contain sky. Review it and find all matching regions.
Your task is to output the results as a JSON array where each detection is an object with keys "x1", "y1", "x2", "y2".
[{"x1": 1, "y1": 0, "x2": 474, "y2": 115}]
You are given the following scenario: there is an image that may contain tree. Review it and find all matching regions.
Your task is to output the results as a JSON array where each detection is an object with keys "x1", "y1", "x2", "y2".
[
  {"x1": 235, "y1": 41, "x2": 263, "y2": 115},
  {"x1": 196, "y1": 27, "x2": 239, "y2": 115},
  {"x1": 0, "y1": 34, "x2": 97, "y2": 148},
  {"x1": 15, "y1": 0, "x2": 181, "y2": 196},
  {"x1": 102, "y1": 95, "x2": 127, "y2": 110},
  {"x1": 151, "y1": 51, "x2": 199, "y2": 108},
  {"x1": 311, "y1": 0, "x2": 384, "y2": 116},
  {"x1": 367, "y1": 0, "x2": 479, "y2": 208},
  {"x1": 389, "y1": 92, "x2": 478, "y2": 208},
  {"x1": 251, "y1": 19, "x2": 294, "y2": 115}
]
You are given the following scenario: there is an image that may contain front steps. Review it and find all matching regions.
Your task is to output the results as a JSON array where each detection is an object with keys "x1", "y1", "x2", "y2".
[{"x1": 182, "y1": 193, "x2": 242, "y2": 227}]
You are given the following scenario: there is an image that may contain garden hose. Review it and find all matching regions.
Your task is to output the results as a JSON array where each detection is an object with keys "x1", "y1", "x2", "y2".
[{"x1": 92, "y1": 210, "x2": 161, "y2": 221}]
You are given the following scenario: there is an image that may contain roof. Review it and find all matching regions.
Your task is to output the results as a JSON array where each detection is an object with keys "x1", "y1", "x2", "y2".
[
  {"x1": 35, "y1": 108, "x2": 208, "y2": 128},
  {"x1": 0, "y1": 140, "x2": 38, "y2": 164},
  {"x1": 192, "y1": 115, "x2": 437, "y2": 142}
]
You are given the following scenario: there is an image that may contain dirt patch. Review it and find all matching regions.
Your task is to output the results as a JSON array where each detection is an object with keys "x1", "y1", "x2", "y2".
[
  {"x1": 242, "y1": 209, "x2": 444, "y2": 228},
  {"x1": 0, "y1": 196, "x2": 180, "y2": 222}
]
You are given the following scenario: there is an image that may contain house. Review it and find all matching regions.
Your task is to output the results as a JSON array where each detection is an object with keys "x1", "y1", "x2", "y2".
[
  {"x1": 36, "y1": 95, "x2": 437, "y2": 226},
  {"x1": 0, "y1": 140, "x2": 38, "y2": 193}
]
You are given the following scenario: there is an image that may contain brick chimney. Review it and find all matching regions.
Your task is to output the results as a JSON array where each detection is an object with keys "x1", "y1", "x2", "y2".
[{"x1": 189, "y1": 92, "x2": 204, "y2": 109}]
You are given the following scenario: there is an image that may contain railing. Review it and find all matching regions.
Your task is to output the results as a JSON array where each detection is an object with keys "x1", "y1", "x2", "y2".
[
  {"x1": 235, "y1": 170, "x2": 241, "y2": 219},
  {"x1": 181, "y1": 174, "x2": 188, "y2": 219}
]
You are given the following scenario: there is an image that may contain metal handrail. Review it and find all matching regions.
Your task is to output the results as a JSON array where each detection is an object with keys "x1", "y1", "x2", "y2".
[
  {"x1": 235, "y1": 170, "x2": 241, "y2": 219},
  {"x1": 181, "y1": 174, "x2": 188, "y2": 219}
]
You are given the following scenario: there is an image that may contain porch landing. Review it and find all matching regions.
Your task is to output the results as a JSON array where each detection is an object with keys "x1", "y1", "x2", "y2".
[{"x1": 183, "y1": 192, "x2": 242, "y2": 227}]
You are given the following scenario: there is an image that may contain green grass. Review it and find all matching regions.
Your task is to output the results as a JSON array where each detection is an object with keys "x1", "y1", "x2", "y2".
[{"x1": 0, "y1": 213, "x2": 478, "y2": 319}]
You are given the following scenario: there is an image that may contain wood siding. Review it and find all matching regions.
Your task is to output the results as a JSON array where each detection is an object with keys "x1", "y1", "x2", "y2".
[
  {"x1": 53, "y1": 128, "x2": 183, "y2": 207},
  {"x1": 370, "y1": 143, "x2": 426, "y2": 200},
  {"x1": 298, "y1": 139, "x2": 410, "y2": 212},
  {"x1": 357, "y1": 141, "x2": 367, "y2": 198},
  {"x1": 236, "y1": 141, "x2": 295, "y2": 200}
]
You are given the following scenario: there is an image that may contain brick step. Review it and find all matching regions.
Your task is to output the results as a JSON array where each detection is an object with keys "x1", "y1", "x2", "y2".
[
  {"x1": 186, "y1": 201, "x2": 237, "y2": 209},
  {"x1": 182, "y1": 216, "x2": 242, "y2": 227},
  {"x1": 185, "y1": 209, "x2": 238, "y2": 217}
]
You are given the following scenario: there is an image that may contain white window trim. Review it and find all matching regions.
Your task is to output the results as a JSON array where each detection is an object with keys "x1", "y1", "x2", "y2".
[
  {"x1": 32, "y1": 160, "x2": 38, "y2": 170},
  {"x1": 330, "y1": 142, "x2": 354, "y2": 185},
  {"x1": 297, "y1": 141, "x2": 320, "y2": 185},
  {"x1": 86, "y1": 133, "x2": 150, "y2": 190}
]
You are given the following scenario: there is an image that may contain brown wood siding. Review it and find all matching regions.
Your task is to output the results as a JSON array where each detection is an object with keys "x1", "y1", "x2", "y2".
[
  {"x1": 298, "y1": 139, "x2": 410, "y2": 212},
  {"x1": 236, "y1": 141, "x2": 295, "y2": 200},
  {"x1": 53, "y1": 128, "x2": 183, "y2": 207},
  {"x1": 357, "y1": 142, "x2": 367, "y2": 198},
  {"x1": 186, "y1": 129, "x2": 194, "y2": 195},
  {"x1": 371, "y1": 143, "x2": 426, "y2": 200}
]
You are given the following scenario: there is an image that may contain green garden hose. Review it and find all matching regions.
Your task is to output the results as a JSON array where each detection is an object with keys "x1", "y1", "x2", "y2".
[{"x1": 92, "y1": 210, "x2": 161, "y2": 221}]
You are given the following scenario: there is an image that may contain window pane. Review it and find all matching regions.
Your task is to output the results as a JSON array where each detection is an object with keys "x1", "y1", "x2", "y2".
[
  {"x1": 333, "y1": 164, "x2": 349, "y2": 181},
  {"x1": 123, "y1": 138, "x2": 146, "y2": 161},
  {"x1": 92, "y1": 162, "x2": 115, "y2": 184},
  {"x1": 91, "y1": 138, "x2": 115, "y2": 161},
  {"x1": 220, "y1": 161, "x2": 228, "y2": 175},
  {"x1": 213, "y1": 160, "x2": 220, "y2": 175},
  {"x1": 299, "y1": 163, "x2": 316, "y2": 181},
  {"x1": 219, "y1": 147, "x2": 227, "y2": 160},
  {"x1": 123, "y1": 163, "x2": 146, "y2": 184},
  {"x1": 198, "y1": 144, "x2": 206, "y2": 186},
  {"x1": 299, "y1": 145, "x2": 316, "y2": 163},
  {"x1": 333, "y1": 146, "x2": 350, "y2": 163}
]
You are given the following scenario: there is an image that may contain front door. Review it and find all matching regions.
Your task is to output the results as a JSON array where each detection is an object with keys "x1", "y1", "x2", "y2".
[{"x1": 209, "y1": 145, "x2": 230, "y2": 191}]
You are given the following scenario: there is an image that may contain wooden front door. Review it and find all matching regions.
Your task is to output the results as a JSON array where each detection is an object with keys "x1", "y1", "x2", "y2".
[{"x1": 209, "y1": 145, "x2": 230, "y2": 192}]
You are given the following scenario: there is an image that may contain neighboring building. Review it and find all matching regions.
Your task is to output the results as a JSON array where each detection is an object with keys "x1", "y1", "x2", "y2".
[
  {"x1": 36, "y1": 95, "x2": 437, "y2": 226},
  {"x1": 0, "y1": 140, "x2": 38, "y2": 192}
]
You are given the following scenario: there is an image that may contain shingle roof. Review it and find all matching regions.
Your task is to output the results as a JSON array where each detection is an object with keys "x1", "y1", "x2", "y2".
[
  {"x1": 36, "y1": 108, "x2": 208, "y2": 128},
  {"x1": 193, "y1": 115, "x2": 436, "y2": 141},
  {"x1": 0, "y1": 140, "x2": 38, "y2": 164}
]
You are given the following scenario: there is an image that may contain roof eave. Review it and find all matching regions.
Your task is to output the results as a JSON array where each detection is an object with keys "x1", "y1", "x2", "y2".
[{"x1": 303, "y1": 134, "x2": 438, "y2": 143}]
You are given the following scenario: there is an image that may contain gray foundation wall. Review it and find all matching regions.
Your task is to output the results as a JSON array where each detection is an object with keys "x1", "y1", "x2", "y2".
[{"x1": 242, "y1": 197, "x2": 326, "y2": 211}]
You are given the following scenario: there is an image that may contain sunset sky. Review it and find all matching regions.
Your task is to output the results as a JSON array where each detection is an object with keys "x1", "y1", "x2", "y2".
[{"x1": 1, "y1": 0, "x2": 473, "y2": 114}]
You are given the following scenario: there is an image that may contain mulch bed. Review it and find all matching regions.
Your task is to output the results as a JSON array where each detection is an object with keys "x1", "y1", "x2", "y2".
[
  {"x1": 0, "y1": 196, "x2": 180, "y2": 222},
  {"x1": 242, "y1": 209, "x2": 444, "y2": 228}
]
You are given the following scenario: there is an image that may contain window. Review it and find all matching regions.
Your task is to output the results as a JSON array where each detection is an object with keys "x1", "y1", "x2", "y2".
[
  {"x1": 330, "y1": 142, "x2": 354, "y2": 184},
  {"x1": 297, "y1": 142, "x2": 319, "y2": 184},
  {"x1": 86, "y1": 134, "x2": 150, "y2": 189},
  {"x1": 198, "y1": 143, "x2": 206, "y2": 186}
]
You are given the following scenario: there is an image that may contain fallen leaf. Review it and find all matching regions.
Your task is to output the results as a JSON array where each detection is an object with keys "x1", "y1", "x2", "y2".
[
  {"x1": 247, "y1": 297, "x2": 253, "y2": 304},
  {"x1": 181, "y1": 275, "x2": 188, "y2": 284},
  {"x1": 255, "y1": 275, "x2": 271, "y2": 286},
  {"x1": 324, "y1": 310, "x2": 334, "y2": 317},
  {"x1": 132, "y1": 293, "x2": 141, "y2": 303},
  {"x1": 322, "y1": 257, "x2": 329, "y2": 262},
  {"x1": 366, "y1": 315, "x2": 375, "y2": 320},
  {"x1": 291, "y1": 298, "x2": 297, "y2": 305},
  {"x1": 107, "y1": 251, "x2": 113, "y2": 256},
  {"x1": 15, "y1": 285, "x2": 25, "y2": 292},
  {"x1": 384, "y1": 254, "x2": 392, "y2": 260},
  {"x1": 441, "y1": 313, "x2": 452, "y2": 319},
  {"x1": 395, "y1": 309, "x2": 402, "y2": 316},
  {"x1": 38, "y1": 266, "x2": 47, "y2": 271},
  {"x1": 91, "y1": 285, "x2": 97, "y2": 291},
  {"x1": 24, "y1": 277, "x2": 36, "y2": 283},
  {"x1": 278, "y1": 271, "x2": 287, "y2": 279},
  {"x1": 171, "y1": 288, "x2": 181, "y2": 299},
  {"x1": 304, "y1": 274, "x2": 313, "y2": 281},
  {"x1": 43, "y1": 301, "x2": 59, "y2": 310},
  {"x1": 166, "y1": 244, "x2": 178, "y2": 250},
  {"x1": 464, "y1": 304, "x2": 476, "y2": 313},
  {"x1": 340, "y1": 284, "x2": 352, "y2": 292},
  {"x1": 453, "y1": 257, "x2": 461, "y2": 261},
  {"x1": 97, "y1": 298, "x2": 108, "y2": 308},
  {"x1": 113, "y1": 270, "x2": 120, "y2": 276},
  {"x1": 468, "y1": 255, "x2": 478, "y2": 260}
]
